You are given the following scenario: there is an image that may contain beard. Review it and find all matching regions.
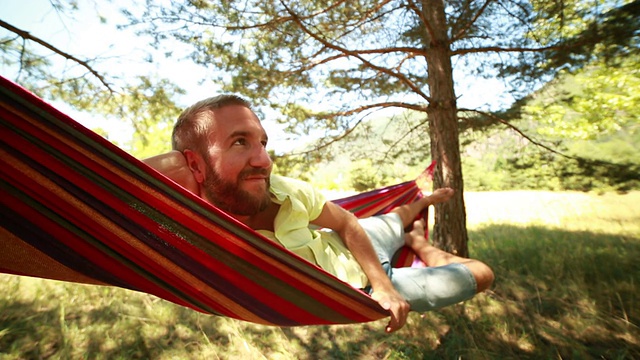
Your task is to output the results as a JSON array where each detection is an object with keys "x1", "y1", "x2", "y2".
[{"x1": 202, "y1": 162, "x2": 271, "y2": 216}]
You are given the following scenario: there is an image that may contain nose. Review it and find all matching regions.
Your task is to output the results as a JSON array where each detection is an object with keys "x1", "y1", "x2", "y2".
[{"x1": 249, "y1": 144, "x2": 272, "y2": 169}]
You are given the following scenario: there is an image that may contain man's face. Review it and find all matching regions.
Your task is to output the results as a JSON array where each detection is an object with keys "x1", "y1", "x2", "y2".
[{"x1": 199, "y1": 105, "x2": 273, "y2": 216}]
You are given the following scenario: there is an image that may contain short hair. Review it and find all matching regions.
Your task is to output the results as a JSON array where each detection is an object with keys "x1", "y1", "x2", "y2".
[{"x1": 172, "y1": 94, "x2": 253, "y2": 154}]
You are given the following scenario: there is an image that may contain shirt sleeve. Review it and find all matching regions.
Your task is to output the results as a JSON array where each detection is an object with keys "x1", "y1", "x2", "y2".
[
  {"x1": 299, "y1": 179, "x2": 327, "y2": 222},
  {"x1": 271, "y1": 175, "x2": 327, "y2": 221}
]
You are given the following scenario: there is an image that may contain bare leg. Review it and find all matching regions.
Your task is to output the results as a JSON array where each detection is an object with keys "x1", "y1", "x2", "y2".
[
  {"x1": 391, "y1": 188, "x2": 454, "y2": 228},
  {"x1": 404, "y1": 220, "x2": 495, "y2": 292}
]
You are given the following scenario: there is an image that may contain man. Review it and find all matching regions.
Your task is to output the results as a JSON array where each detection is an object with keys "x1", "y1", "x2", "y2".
[{"x1": 144, "y1": 95, "x2": 494, "y2": 333}]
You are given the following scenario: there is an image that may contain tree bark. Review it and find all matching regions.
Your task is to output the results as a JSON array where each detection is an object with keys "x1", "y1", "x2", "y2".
[{"x1": 422, "y1": 0, "x2": 469, "y2": 257}]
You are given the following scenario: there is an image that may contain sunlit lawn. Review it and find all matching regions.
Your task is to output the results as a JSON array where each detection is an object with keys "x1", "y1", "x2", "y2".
[{"x1": 1, "y1": 191, "x2": 639, "y2": 359}]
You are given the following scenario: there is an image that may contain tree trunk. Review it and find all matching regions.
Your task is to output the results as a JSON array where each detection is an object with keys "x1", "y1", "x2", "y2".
[{"x1": 422, "y1": 0, "x2": 469, "y2": 257}]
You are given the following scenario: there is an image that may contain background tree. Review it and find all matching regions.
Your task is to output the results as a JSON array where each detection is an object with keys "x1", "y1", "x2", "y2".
[
  {"x1": 125, "y1": 0, "x2": 639, "y2": 256},
  {"x1": 0, "y1": 5, "x2": 184, "y2": 153},
  {"x1": 2, "y1": 0, "x2": 636, "y2": 255}
]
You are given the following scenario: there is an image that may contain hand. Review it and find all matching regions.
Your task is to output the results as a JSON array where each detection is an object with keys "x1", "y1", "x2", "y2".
[
  {"x1": 143, "y1": 151, "x2": 199, "y2": 194},
  {"x1": 371, "y1": 287, "x2": 410, "y2": 333}
]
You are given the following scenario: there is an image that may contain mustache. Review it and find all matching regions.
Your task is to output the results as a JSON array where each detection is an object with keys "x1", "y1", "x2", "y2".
[{"x1": 239, "y1": 168, "x2": 270, "y2": 179}]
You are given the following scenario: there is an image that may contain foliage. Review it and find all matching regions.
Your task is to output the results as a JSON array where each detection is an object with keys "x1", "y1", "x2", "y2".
[
  {"x1": 1, "y1": 190, "x2": 639, "y2": 359},
  {"x1": 524, "y1": 55, "x2": 640, "y2": 141},
  {"x1": 125, "y1": 0, "x2": 434, "y2": 146},
  {"x1": 0, "y1": 36, "x2": 53, "y2": 86},
  {"x1": 3, "y1": 0, "x2": 639, "y2": 253},
  {"x1": 270, "y1": 150, "x2": 318, "y2": 183},
  {"x1": 41, "y1": 75, "x2": 184, "y2": 157},
  {"x1": 1, "y1": 4, "x2": 186, "y2": 153},
  {"x1": 290, "y1": 54, "x2": 640, "y2": 194},
  {"x1": 460, "y1": 127, "x2": 640, "y2": 193},
  {"x1": 276, "y1": 110, "x2": 431, "y2": 191},
  {"x1": 124, "y1": 0, "x2": 640, "y2": 145},
  {"x1": 4, "y1": 0, "x2": 638, "y2": 169},
  {"x1": 114, "y1": 77, "x2": 186, "y2": 157},
  {"x1": 536, "y1": 0, "x2": 640, "y2": 73},
  {"x1": 2, "y1": 28, "x2": 184, "y2": 154},
  {"x1": 1, "y1": 8, "x2": 117, "y2": 101},
  {"x1": 557, "y1": 136, "x2": 640, "y2": 192},
  {"x1": 350, "y1": 159, "x2": 392, "y2": 192},
  {"x1": 457, "y1": 49, "x2": 640, "y2": 193}
]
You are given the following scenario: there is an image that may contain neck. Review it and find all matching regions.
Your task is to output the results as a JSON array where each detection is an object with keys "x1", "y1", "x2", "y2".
[
  {"x1": 236, "y1": 201, "x2": 279, "y2": 232},
  {"x1": 230, "y1": 213, "x2": 251, "y2": 225}
]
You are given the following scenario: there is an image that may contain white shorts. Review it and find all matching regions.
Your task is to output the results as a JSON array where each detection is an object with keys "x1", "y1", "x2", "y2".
[{"x1": 359, "y1": 213, "x2": 477, "y2": 312}]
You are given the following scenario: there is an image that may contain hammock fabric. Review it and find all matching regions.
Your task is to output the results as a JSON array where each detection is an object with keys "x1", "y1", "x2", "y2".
[{"x1": 0, "y1": 75, "x2": 430, "y2": 327}]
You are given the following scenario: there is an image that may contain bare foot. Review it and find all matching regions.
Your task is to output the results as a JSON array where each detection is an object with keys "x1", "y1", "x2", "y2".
[
  {"x1": 405, "y1": 220, "x2": 496, "y2": 292},
  {"x1": 424, "y1": 188, "x2": 454, "y2": 205},
  {"x1": 404, "y1": 219, "x2": 429, "y2": 249},
  {"x1": 405, "y1": 219, "x2": 458, "y2": 267}
]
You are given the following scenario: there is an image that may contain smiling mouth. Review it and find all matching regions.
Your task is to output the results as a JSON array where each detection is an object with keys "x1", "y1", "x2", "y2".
[
  {"x1": 240, "y1": 168, "x2": 270, "y2": 182},
  {"x1": 243, "y1": 176, "x2": 268, "y2": 181}
]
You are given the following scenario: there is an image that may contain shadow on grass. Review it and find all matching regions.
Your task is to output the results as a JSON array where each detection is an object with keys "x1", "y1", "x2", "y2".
[
  {"x1": 0, "y1": 291, "x2": 231, "y2": 359},
  {"x1": 0, "y1": 300, "x2": 62, "y2": 359},
  {"x1": 278, "y1": 323, "x2": 388, "y2": 359},
  {"x1": 246, "y1": 224, "x2": 640, "y2": 359},
  {"x1": 1, "y1": 224, "x2": 638, "y2": 359},
  {"x1": 428, "y1": 224, "x2": 640, "y2": 360}
]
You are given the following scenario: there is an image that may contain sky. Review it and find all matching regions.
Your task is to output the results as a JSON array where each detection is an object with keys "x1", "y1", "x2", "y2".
[
  {"x1": 0, "y1": 0, "x2": 294, "y2": 149},
  {"x1": 1, "y1": 0, "x2": 510, "y2": 153}
]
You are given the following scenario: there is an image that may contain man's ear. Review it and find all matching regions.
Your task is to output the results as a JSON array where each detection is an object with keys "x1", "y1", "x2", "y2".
[{"x1": 183, "y1": 149, "x2": 206, "y2": 183}]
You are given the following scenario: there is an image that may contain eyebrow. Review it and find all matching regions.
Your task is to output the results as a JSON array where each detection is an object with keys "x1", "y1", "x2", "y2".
[{"x1": 228, "y1": 130, "x2": 268, "y2": 142}]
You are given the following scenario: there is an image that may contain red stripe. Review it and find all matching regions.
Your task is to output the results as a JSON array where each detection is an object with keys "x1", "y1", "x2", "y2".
[
  {"x1": 1, "y1": 83, "x2": 389, "y2": 324},
  {"x1": 1, "y1": 116, "x2": 237, "y2": 314},
  {"x1": 3, "y1": 109, "x2": 381, "y2": 324},
  {"x1": 0, "y1": 188, "x2": 198, "y2": 311},
  {"x1": 342, "y1": 183, "x2": 420, "y2": 217}
]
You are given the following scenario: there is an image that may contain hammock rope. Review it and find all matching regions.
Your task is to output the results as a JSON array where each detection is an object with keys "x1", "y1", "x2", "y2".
[{"x1": 0, "y1": 76, "x2": 428, "y2": 326}]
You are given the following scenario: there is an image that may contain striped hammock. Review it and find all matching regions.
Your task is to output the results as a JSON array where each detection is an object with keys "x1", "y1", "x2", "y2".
[{"x1": 0, "y1": 76, "x2": 431, "y2": 326}]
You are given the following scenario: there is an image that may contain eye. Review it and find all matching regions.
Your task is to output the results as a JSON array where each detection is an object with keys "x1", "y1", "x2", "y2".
[{"x1": 233, "y1": 138, "x2": 247, "y2": 146}]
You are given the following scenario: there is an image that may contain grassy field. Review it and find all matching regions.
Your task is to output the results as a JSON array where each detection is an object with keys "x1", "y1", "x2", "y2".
[{"x1": 1, "y1": 191, "x2": 639, "y2": 359}]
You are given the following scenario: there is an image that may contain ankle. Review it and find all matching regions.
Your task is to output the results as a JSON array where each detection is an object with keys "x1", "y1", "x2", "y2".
[
  {"x1": 417, "y1": 196, "x2": 431, "y2": 210},
  {"x1": 419, "y1": 246, "x2": 458, "y2": 267}
]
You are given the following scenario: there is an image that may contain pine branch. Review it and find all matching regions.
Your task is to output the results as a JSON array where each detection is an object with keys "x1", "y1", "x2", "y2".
[
  {"x1": 278, "y1": 0, "x2": 433, "y2": 103},
  {"x1": 0, "y1": 19, "x2": 114, "y2": 92},
  {"x1": 460, "y1": 107, "x2": 572, "y2": 158},
  {"x1": 460, "y1": 108, "x2": 637, "y2": 171},
  {"x1": 450, "y1": 0, "x2": 493, "y2": 42},
  {"x1": 319, "y1": 101, "x2": 427, "y2": 118}
]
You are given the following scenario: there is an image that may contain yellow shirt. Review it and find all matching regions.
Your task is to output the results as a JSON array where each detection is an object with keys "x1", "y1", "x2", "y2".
[{"x1": 256, "y1": 175, "x2": 369, "y2": 288}]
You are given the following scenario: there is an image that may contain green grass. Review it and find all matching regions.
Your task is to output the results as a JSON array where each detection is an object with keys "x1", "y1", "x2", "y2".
[{"x1": 1, "y1": 191, "x2": 639, "y2": 359}]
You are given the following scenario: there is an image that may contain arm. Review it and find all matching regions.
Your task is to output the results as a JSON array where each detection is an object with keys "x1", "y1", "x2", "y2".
[
  {"x1": 311, "y1": 201, "x2": 410, "y2": 333},
  {"x1": 142, "y1": 151, "x2": 199, "y2": 194}
]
